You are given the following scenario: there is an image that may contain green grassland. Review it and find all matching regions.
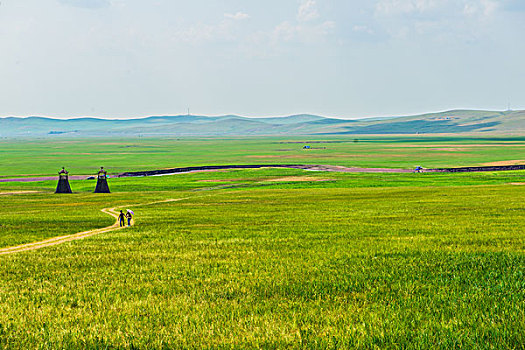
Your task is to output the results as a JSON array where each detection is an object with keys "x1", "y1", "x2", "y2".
[
  {"x1": 1, "y1": 136, "x2": 525, "y2": 177},
  {"x1": 1, "y1": 138, "x2": 525, "y2": 348}
]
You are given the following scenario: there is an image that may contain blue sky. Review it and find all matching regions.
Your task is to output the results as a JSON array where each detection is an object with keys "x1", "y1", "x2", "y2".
[{"x1": 1, "y1": 0, "x2": 524, "y2": 119}]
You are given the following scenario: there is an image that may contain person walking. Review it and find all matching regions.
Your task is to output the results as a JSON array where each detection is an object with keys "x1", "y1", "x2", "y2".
[
  {"x1": 118, "y1": 210, "x2": 126, "y2": 227},
  {"x1": 125, "y1": 210, "x2": 133, "y2": 226}
]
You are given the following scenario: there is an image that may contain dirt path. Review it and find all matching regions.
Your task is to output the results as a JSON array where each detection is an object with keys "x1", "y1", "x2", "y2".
[
  {"x1": 0, "y1": 191, "x2": 42, "y2": 195},
  {"x1": 0, "y1": 198, "x2": 187, "y2": 256}
]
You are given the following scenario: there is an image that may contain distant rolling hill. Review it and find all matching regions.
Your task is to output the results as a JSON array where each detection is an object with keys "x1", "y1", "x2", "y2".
[{"x1": 0, "y1": 110, "x2": 524, "y2": 138}]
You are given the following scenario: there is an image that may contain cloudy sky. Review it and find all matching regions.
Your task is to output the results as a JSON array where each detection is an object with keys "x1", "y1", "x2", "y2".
[{"x1": 1, "y1": 0, "x2": 524, "y2": 119}]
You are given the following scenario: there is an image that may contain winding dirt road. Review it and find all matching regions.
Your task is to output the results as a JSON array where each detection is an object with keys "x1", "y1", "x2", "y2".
[
  {"x1": 0, "y1": 207, "x2": 123, "y2": 256},
  {"x1": 0, "y1": 198, "x2": 187, "y2": 256}
]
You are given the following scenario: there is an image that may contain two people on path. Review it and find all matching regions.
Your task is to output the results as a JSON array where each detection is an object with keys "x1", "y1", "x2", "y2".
[{"x1": 119, "y1": 210, "x2": 133, "y2": 227}]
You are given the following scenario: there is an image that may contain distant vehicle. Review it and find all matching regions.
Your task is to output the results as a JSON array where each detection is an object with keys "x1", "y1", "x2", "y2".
[
  {"x1": 303, "y1": 145, "x2": 311, "y2": 149},
  {"x1": 86, "y1": 176, "x2": 95, "y2": 180}
]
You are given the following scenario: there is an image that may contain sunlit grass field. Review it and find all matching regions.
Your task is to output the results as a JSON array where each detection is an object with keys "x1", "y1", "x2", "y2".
[
  {"x1": 1, "y1": 137, "x2": 525, "y2": 348},
  {"x1": 1, "y1": 136, "x2": 525, "y2": 177}
]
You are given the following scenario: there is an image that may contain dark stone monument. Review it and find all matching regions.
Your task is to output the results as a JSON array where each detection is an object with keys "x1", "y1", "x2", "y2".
[
  {"x1": 94, "y1": 167, "x2": 110, "y2": 193},
  {"x1": 55, "y1": 167, "x2": 72, "y2": 194}
]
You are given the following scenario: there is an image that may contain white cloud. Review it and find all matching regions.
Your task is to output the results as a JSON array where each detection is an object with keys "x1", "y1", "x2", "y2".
[
  {"x1": 353, "y1": 25, "x2": 375, "y2": 35},
  {"x1": 371, "y1": 0, "x2": 503, "y2": 44},
  {"x1": 172, "y1": 13, "x2": 250, "y2": 44},
  {"x1": 297, "y1": 0, "x2": 320, "y2": 22},
  {"x1": 273, "y1": 21, "x2": 297, "y2": 42},
  {"x1": 240, "y1": 0, "x2": 335, "y2": 56},
  {"x1": 375, "y1": 0, "x2": 500, "y2": 18},
  {"x1": 272, "y1": 20, "x2": 335, "y2": 43},
  {"x1": 173, "y1": 23, "x2": 216, "y2": 43},
  {"x1": 224, "y1": 12, "x2": 250, "y2": 20},
  {"x1": 375, "y1": 0, "x2": 441, "y2": 16},
  {"x1": 58, "y1": 0, "x2": 110, "y2": 9},
  {"x1": 464, "y1": 0, "x2": 499, "y2": 17}
]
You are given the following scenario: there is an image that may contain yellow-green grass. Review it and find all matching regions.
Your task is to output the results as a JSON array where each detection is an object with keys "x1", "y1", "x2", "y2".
[
  {"x1": 1, "y1": 168, "x2": 525, "y2": 248},
  {"x1": 0, "y1": 168, "x2": 524, "y2": 348}
]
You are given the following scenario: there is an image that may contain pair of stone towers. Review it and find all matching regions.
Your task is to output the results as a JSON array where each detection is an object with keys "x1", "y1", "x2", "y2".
[{"x1": 55, "y1": 167, "x2": 110, "y2": 194}]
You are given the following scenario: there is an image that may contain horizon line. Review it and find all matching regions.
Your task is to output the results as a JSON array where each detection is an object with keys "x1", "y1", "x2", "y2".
[{"x1": 0, "y1": 108, "x2": 521, "y2": 122}]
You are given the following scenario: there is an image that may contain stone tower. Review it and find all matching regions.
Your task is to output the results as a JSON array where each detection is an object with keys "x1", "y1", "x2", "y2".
[
  {"x1": 55, "y1": 167, "x2": 73, "y2": 194},
  {"x1": 94, "y1": 167, "x2": 110, "y2": 193}
]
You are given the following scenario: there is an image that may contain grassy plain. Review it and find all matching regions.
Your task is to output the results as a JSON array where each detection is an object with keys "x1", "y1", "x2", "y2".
[
  {"x1": 0, "y1": 137, "x2": 524, "y2": 348},
  {"x1": 1, "y1": 136, "x2": 525, "y2": 177}
]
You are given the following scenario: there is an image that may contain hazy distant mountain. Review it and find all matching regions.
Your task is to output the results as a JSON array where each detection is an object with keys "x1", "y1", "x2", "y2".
[
  {"x1": 0, "y1": 110, "x2": 523, "y2": 138},
  {"x1": 324, "y1": 110, "x2": 525, "y2": 135}
]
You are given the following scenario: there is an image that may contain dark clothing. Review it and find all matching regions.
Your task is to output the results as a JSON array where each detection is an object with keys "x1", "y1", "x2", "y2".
[
  {"x1": 119, "y1": 212, "x2": 125, "y2": 227},
  {"x1": 125, "y1": 212, "x2": 132, "y2": 226}
]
